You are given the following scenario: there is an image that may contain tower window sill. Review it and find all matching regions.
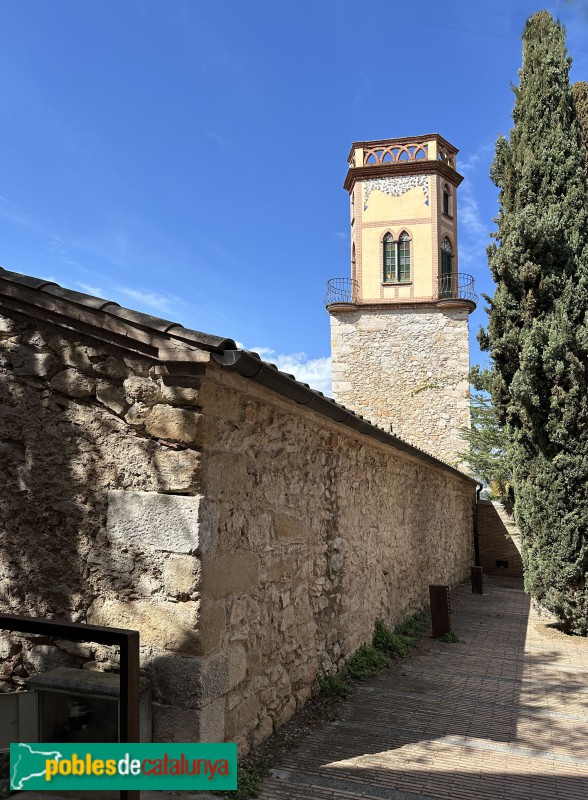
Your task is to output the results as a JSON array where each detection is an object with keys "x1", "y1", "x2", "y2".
[{"x1": 382, "y1": 281, "x2": 413, "y2": 287}]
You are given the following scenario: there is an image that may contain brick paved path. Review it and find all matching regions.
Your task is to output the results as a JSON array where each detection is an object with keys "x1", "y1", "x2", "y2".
[{"x1": 258, "y1": 575, "x2": 588, "y2": 800}]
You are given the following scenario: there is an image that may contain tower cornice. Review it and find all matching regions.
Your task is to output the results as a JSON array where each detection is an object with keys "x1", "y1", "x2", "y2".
[{"x1": 344, "y1": 160, "x2": 463, "y2": 192}]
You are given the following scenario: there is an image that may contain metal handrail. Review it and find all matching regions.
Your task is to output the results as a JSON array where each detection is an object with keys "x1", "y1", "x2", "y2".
[
  {"x1": 437, "y1": 272, "x2": 477, "y2": 304},
  {"x1": 325, "y1": 274, "x2": 476, "y2": 306},
  {"x1": 325, "y1": 278, "x2": 359, "y2": 305}
]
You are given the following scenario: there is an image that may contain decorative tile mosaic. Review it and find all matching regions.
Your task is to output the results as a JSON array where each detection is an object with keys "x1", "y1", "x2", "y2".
[{"x1": 364, "y1": 175, "x2": 429, "y2": 209}]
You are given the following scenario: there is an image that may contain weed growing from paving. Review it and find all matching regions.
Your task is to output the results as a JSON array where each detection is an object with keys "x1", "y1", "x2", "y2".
[
  {"x1": 216, "y1": 608, "x2": 432, "y2": 800},
  {"x1": 344, "y1": 644, "x2": 389, "y2": 680},
  {"x1": 373, "y1": 619, "x2": 409, "y2": 657},
  {"x1": 394, "y1": 610, "x2": 430, "y2": 646},
  {"x1": 439, "y1": 630, "x2": 460, "y2": 643},
  {"x1": 318, "y1": 673, "x2": 353, "y2": 700},
  {"x1": 227, "y1": 760, "x2": 271, "y2": 800}
]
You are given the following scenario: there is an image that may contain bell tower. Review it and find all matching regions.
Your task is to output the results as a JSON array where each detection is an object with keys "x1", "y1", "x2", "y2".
[{"x1": 326, "y1": 134, "x2": 476, "y2": 464}]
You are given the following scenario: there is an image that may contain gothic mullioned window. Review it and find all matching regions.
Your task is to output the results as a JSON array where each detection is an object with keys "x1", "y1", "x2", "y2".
[
  {"x1": 398, "y1": 232, "x2": 410, "y2": 281},
  {"x1": 440, "y1": 237, "x2": 453, "y2": 297},
  {"x1": 442, "y1": 183, "x2": 451, "y2": 215},
  {"x1": 383, "y1": 232, "x2": 411, "y2": 283},
  {"x1": 383, "y1": 233, "x2": 396, "y2": 282}
]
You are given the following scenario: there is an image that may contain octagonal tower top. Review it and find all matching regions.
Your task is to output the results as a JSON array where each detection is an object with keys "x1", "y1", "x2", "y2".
[{"x1": 344, "y1": 134, "x2": 461, "y2": 192}]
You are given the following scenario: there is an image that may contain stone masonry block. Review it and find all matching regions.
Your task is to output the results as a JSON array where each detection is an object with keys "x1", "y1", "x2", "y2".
[
  {"x1": 88, "y1": 598, "x2": 200, "y2": 656},
  {"x1": 225, "y1": 694, "x2": 260, "y2": 741},
  {"x1": 201, "y1": 552, "x2": 260, "y2": 599},
  {"x1": 107, "y1": 490, "x2": 205, "y2": 554},
  {"x1": 151, "y1": 650, "x2": 228, "y2": 708},
  {"x1": 274, "y1": 513, "x2": 304, "y2": 542},
  {"x1": 123, "y1": 376, "x2": 162, "y2": 406},
  {"x1": 152, "y1": 697, "x2": 225, "y2": 743},
  {"x1": 227, "y1": 642, "x2": 247, "y2": 690},
  {"x1": 47, "y1": 336, "x2": 94, "y2": 372},
  {"x1": 0, "y1": 315, "x2": 19, "y2": 334},
  {"x1": 252, "y1": 715, "x2": 274, "y2": 748},
  {"x1": 198, "y1": 697, "x2": 226, "y2": 742},
  {"x1": 151, "y1": 703, "x2": 198, "y2": 742},
  {"x1": 96, "y1": 380, "x2": 127, "y2": 416},
  {"x1": 11, "y1": 347, "x2": 60, "y2": 379},
  {"x1": 198, "y1": 382, "x2": 240, "y2": 419},
  {"x1": 51, "y1": 368, "x2": 95, "y2": 398},
  {"x1": 152, "y1": 449, "x2": 201, "y2": 494},
  {"x1": 145, "y1": 404, "x2": 203, "y2": 445},
  {"x1": 163, "y1": 554, "x2": 201, "y2": 596},
  {"x1": 94, "y1": 356, "x2": 127, "y2": 380},
  {"x1": 159, "y1": 382, "x2": 201, "y2": 407},
  {"x1": 193, "y1": 600, "x2": 226, "y2": 657},
  {"x1": 23, "y1": 644, "x2": 74, "y2": 673}
]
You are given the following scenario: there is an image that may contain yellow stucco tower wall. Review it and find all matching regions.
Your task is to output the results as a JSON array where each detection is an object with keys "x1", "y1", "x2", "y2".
[{"x1": 327, "y1": 135, "x2": 476, "y2": 465}]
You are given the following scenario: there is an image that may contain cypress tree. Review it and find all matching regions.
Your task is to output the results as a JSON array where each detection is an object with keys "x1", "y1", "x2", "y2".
[
  {"x1": 482, "y1": 11, "x2": 588, "y2": 633},
  {"x1": 461, "y1": 366, "x2": 512, "y2": 499},
  {"x1": 572, "y1": 81, "x2": 588, "y2": 170}
]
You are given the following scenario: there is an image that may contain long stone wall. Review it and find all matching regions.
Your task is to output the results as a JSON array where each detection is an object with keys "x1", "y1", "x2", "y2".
[
  {"x1": 0, "y1": 309, "x2": 475, "y2": 753},
  {"x1": 330, "y1": 305, "x2": 471, "y2": 465},
  {"x1": 197, "y1": 366, "x2": 475, "y2": 751}
]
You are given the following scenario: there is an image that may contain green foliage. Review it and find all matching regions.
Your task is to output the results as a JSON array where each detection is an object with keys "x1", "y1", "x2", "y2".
[
  {"x1": 460, "y1": 365, "x2": 513, "y2": 500},
  {"x1": 439, "y1": 631, "x2": 460, "y2": 643},
  {"x1": 394, "y1": 610, "x2": 431, "y2": 646},
  {"x1": 214, "y1": 760, "x2": 270, "y2": 800},
  {"x1": 572, "y1": 81, "x2": 588, "y2": 171},
  {"x1": 372, "y1": 610, "x2": 430, "y2": 657},
  {"x1": 344, "y1": 644, "x2": 389, "y2": 681},
  {"x1": 233, "y1": 762, "x2": 270, "y2": 800},
  {"x1": 318, "y1": 673, "x2": 352, "y2": 700},
  {"x1": 373, "y1": 619, "x2": 408, "y2": 657},
  {"x1": 481, "y1": 12, "x2": 588, "y2": 634}
]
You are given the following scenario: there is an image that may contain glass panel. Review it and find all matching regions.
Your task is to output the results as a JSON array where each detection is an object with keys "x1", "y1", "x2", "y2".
[
  {"x1": 398, "y1": 237, "x2": 410, "y2": 281},
  {"x1": 443, "y1": 190, "x2": 449, "y2": 214},
  {"x1": 383, "y1": 240, "x2": 396, "y2": 282},
  {"x1": 35, "y1": 691, "x2": 120, "y2": 799},
  {"x1": 440, "y1": 249, "x2": 453, "y2": 297},
  {"x1": 39, "y1": 690, "x2": 119, "y2": 743}
]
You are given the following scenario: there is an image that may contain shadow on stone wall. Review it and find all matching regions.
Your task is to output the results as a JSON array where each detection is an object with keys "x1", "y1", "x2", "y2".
[{"x1": 0, "y1": 318, "x2": 181, "y2": 685}]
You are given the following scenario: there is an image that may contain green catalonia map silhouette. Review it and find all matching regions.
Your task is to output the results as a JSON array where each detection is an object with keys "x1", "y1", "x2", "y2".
[{"x1": 11, "y1": 743, "x2": 62, "y2": 790}]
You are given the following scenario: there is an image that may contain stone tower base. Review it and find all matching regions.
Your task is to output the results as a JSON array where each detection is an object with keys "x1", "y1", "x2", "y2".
[{"x1": 329, "y1": 304, "x2": 470, "y2": 465}]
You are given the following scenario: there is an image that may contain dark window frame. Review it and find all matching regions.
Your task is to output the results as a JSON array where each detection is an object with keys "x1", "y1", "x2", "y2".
[
  {"x1": 383, "y1": 231, "x2": 411, "y2": 283},
  {"x1": 440, "y1": 237, "x2": 453, "y2": 297}
]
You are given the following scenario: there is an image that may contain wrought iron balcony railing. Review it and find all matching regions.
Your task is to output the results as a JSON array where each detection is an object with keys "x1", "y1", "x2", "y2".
[
  {"x1": 436, "y1": 273, "x2": 477, "y2": 304},
  {"x1": 325, "y1": 277, "x2": 359, "y2": 305},
  {"x1": 325, "y1": 274, "x2": 476, "y2": 307}
]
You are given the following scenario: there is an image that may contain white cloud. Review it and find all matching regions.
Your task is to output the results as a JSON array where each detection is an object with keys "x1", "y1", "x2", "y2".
[
  {"x1": 113, "y1": 286, "x2": 179, "y2": 314},
  {"x1": 77, "y1": 282, "x2": 105, "y2": 297},
  {"x1": 333, "y1": 231, "x2": 347, "y2": 240},
  {"x1": 248, "y1": 346, "x2": 332, "y2": 395},
  {"x1": 206, "y1": 131, "x2": 227, "y2": 147},
  {"x1": 460, "y1": 187, "x2": 486, "y2": 240},
  {"x1": 457, "y1": 149, "x2": 492, "y2": 269},
  {"x1": 459, "y1": 152, "x2": 480, "y2": 177}
]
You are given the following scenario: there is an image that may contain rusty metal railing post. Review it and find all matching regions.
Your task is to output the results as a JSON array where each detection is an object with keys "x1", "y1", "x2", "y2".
[{"x1": 429, "y1": 585, "x2": 451, "y2": 638}]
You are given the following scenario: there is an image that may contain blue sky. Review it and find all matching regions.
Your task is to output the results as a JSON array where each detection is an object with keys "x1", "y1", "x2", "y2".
[{"x1": 0, "y1": 1, "x2": 587, "y2": 394}]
